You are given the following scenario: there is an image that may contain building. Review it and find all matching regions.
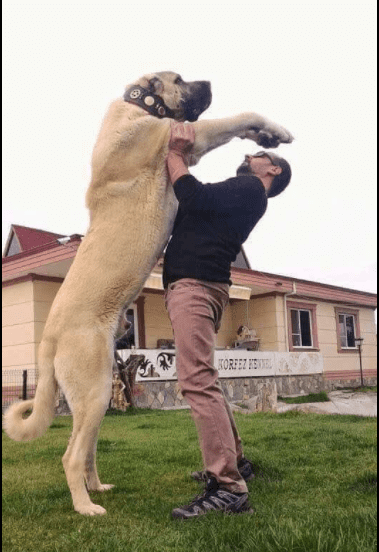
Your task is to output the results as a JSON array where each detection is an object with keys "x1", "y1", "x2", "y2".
[{"x1": 2, "y1": 225, "x2": 377, "y2": 407}]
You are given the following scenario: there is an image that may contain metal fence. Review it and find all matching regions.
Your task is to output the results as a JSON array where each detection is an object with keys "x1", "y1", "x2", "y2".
[{"x1": 2, "y1": 368, "x2": 38, "y2": 410}]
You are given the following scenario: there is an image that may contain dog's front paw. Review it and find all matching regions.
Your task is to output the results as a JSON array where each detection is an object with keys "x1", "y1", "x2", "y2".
[
  {"x1": 256, "y1": 130, "x2": 281, "y2": 148},
  {"x1": 243, "y1": 122, "x2": 294, "y2": 147},
  {"x1": 263, "y1": 123, "x2": 294, "y2": 145}
]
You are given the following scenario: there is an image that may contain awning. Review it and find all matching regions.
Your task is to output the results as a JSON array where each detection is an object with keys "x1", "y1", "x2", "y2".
[{"x1": 143, "y1": 273, "x2": 251, "y2": 300}]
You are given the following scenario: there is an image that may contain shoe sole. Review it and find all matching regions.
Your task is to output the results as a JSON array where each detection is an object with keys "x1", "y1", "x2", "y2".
[
  {"x1": 191, "y1": 472, "x2": 255, "y2": 483},
  {"x1": 172, "y1": 506, "x2": 255, "y2": 520}
]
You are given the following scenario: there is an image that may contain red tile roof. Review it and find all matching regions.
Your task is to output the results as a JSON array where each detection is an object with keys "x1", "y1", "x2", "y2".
[
  {"x1": 4, "y1": 225, "x2": 66, "y2": 256},
  {"x1": 2, "y1": 225, "x2": 376, "y2": 309}
]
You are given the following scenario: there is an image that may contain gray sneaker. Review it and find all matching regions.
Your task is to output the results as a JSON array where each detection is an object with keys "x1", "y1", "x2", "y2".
[
  {"x1": 237, "y1": 457, "x2": 256, "y2": 482},
  {"x1": 190, "y1": 470, "x2": 208, "y2": 483},
  {"x1": 191, "y1": 456, "x2": 255, "y2": 483},
  {"x1": 172, "y1": 477, "x2": 253, "y2": 520}
]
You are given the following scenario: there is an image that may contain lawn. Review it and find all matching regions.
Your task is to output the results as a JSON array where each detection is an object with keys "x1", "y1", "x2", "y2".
[
  {"x1": 2, "y1": 408, "x2": 377, "y2": 552},
  {"x1": 277, "y1": 391, "x2": 330, "y2": 404}
]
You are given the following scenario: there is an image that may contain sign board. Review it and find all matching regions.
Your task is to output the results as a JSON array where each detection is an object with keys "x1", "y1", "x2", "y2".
[{"x1": 118, "y1": 349, "x2": 323, "y2": 382}]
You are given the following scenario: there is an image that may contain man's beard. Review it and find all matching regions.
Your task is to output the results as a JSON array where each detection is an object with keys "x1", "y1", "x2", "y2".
[{"x1": 236, "y1": 161, "x2": 253, "y2": 177}]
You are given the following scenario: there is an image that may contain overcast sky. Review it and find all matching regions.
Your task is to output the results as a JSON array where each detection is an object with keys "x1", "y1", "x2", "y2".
[{"x1": 3, "y1": 1, "x2": 377, "y2": 295}]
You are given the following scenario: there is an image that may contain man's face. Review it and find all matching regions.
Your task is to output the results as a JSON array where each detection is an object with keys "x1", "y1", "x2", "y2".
[{"x1": 236, "y1": 154, "x2": 276, "y2": 178}]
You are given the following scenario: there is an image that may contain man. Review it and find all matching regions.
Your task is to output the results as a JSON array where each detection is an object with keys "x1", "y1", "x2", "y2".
[{"x1": 164, "y1": 122, "x2": 292, "y2": 519}]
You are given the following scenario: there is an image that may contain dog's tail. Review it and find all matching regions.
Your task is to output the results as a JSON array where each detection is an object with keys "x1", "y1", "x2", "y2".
[{"x1": 3, "y1": 340, "x2": 58, "y2": 441}]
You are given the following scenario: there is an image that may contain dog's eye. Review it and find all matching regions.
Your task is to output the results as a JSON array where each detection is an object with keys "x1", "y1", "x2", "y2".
[{"x1": 174, "y1": 76, "x2": 183, "y2": 84}]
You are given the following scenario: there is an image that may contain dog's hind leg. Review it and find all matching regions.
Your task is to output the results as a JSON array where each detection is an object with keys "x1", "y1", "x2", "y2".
[
  {"x1": 62, "y1": 384, "x2": 113, "y2": 515},
  {"x1": 85, "y1": 432, "x2": 115, "y2": 493},
  {"x1": 56, "y1": 333, "x2": 114, "y2": 515}
]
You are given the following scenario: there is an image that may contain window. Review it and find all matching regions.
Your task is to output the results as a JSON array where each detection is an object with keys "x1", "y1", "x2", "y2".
[
  {"x1": 115, "y1": 307, "x2": 139, "y2": 349},
  {"x1": 335, "y1": 308, "x2": 360, "y2": 353},
  {"x1": 339, "y1": 313, "x2": 356, "y2": 348},
  {"x1": 291, "y1": 309, "x2": 312, "y2": 347},
  {"x1": 287, "y1": 301, "x2": 319, "y2": 351}
]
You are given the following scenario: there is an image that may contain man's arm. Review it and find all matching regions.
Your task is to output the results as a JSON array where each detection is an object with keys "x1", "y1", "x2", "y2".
[
  {"x1": 166, "y1": 122, "x2": 266, "y2": 214},
  {"x1": 166, "y1": 122, "x2": 194, "y2": 184}
]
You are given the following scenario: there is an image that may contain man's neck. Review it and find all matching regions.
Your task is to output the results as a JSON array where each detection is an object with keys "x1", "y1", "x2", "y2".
[{"x1": 259, "y1": 176, "x2": 274, "y2": 195}]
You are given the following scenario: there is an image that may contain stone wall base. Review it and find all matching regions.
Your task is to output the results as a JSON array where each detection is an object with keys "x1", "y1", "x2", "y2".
[
  {"x1": 131, "y1": 374, "x2": 377, "y2": 410},
  {"x1": 55, "y1": 374, "x2": 377, "y2": 415},
  {"x1": 323, "y1": 376, "x2": 377, "y2": 391},
  {"x1": 132, "y1": 375, "x2": 323, "y2": 410}
]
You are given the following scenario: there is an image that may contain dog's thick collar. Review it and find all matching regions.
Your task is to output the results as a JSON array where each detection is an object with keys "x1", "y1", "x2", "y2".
[{"x1": 123, "y1": 85, "x2": 176, "y2": 119}]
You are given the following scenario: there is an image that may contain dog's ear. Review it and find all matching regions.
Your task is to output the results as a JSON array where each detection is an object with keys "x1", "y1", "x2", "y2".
[{"x1": 148, "y1": 77, "x2": 164, "y2": 94}]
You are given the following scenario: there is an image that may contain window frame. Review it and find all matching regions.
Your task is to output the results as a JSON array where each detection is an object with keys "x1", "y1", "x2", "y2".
[
  {"x1": 334, "y1": 307, "x2": 360, "y2": 354},
  {"x1": 287, "y1": 301, "x2": 319, "y2": 352},
  {"x1": 115, "y1": 304, "x2": 139, "y2": 350}
]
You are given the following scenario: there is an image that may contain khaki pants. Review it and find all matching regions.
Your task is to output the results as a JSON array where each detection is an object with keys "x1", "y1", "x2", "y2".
[{"x1": 165, "y1": 278, "x2": 247, "y2": 494}]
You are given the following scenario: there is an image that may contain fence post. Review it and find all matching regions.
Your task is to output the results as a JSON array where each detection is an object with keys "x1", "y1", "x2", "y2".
[{"x1": 22, "y1": 370, "x2": 27, "y2": 401}]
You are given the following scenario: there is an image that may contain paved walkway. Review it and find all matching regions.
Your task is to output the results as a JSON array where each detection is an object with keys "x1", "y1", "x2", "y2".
[{"x1": 276, "y1": 390, "x2": 377, "y2": 417}]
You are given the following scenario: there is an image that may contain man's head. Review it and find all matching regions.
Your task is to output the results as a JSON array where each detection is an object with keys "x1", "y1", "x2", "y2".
[{"x1": 236, "y1": 151, "x2": 291, "y2": 197}]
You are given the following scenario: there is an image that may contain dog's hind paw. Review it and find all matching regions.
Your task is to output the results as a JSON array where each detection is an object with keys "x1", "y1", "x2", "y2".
[
  {"x1": 96, "y1": 483, "x2": 115, "y2": 492},
  {"x1": 86, "y1": 481, "x2": 115, "y2": 492},
  {"x1": 75, "y1": 502, "x2": 107, "y2": 516}
]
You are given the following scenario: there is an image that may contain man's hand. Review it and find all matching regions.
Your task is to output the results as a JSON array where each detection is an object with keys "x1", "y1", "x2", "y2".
[
  {"x1": 169, "y1": 121, "x2": 196, "y2": 156},
  {"x1": 166, "y1": 122, "x2": 195, "y2": 184}
]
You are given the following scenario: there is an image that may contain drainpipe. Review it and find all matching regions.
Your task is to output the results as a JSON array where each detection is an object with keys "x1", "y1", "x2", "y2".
[{"x1": 283, "y1": 282, "x2": 297, "y2": 352}]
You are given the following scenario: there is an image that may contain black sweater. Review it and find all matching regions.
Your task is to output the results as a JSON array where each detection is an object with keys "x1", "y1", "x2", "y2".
[{"x1": 162, "y1": 173, "x2": 268, "y2": 288}]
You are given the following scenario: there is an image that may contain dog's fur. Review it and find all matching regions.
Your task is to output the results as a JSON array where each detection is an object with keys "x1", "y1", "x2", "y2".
[{"x1": 3, "y1": 72, "x2": 293, "y2": 515}]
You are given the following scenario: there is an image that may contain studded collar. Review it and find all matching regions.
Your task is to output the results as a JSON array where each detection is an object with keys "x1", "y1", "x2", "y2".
[{"x1": 123, "y1": 85, "x2": 176, "y2": 119}]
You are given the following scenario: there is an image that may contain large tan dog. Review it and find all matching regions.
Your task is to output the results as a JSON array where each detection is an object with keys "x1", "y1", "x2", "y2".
[{"x1": 4, "y1": 71, "x2": 293, "y2": 515}]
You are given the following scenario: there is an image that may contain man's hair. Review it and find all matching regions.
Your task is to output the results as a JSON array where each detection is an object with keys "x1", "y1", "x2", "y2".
[{"x1": 267, "y1": 157, "x2": 292, "y2": 198}]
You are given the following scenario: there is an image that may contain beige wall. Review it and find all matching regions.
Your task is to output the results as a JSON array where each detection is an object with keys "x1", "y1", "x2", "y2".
[
  {"x1": 142, "y1": 294, "x2": 258, "y2": 350},
  {"x1": 32, "y1": 280, "x2": 62, "y2": 343},
  {"x1": 142, "y1": 293, "x2": 377, "y2": 377},
  {"x1": 225, "y1": 296, "x2": 282, "y2": 351},
  {"x1": 218, "y1": 294, "x2": 376, "y2": 375},
  {"x1": 2, "y1": 279, "x2": 61, "y2": 372},
  {"x1": 3, "y1": 281, "x2": 36, "y2": 371},
  {"x1": 143, "y1": 293, "x2": 173, "y2": 349},
  {"x1": 315, "y1": 302, "x2": 377, "y2": 374},
  {"x1": 2, "y1": 279, "x2": 377, "y2": 380},
  {"x1": 276, "y1": 296, "x2": 377, "y2": 374},
  {"x1": 216, "y1": 303, "x2": 235, "y2": 347}
]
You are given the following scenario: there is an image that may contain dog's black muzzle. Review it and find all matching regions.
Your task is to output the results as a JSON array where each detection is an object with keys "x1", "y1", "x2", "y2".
[{"x1": 182, "y1": 81, "x2": 212, "y2": 122}]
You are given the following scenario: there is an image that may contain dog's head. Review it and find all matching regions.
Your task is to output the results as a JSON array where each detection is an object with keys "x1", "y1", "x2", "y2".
[{"x1": 129, "y1": 72, "x2": 212, "y2": 122}]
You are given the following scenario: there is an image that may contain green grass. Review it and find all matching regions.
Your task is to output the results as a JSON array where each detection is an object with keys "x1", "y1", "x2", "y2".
[
  {"x1": 2, "y1": 408, "x2": 377, "y2": 552},
  {"x1": 349, "y1": 387, "x2": 377, "y2": 394},
  {"x1": 278, "y1": 391, "x2": 330, "y2": 404}
]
